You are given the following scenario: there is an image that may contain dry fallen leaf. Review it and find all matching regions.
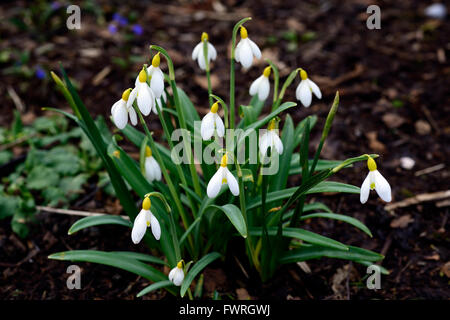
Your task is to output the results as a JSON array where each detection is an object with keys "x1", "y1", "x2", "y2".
[
  {"x1": 382, "y1": 113, "x2": 406, "y2": 129},
  {"x1": 415, "y1": 120, "x2": 432, "y2": 135},
  {"x1": 236, "y1": 288, "x2": 251, "y2": 300},
  {"x1": 440, "y1": 262, "x2": 450, "y2": 277},
  {"x1": 194, "y1": 74, "x2": 220, "y2": 90},
  {"x1": 390, "y1": 214, "x2": 414, "y2": 228},
  {"x1": 424, "y1": 253, "x2": 440, "y2": 261},
  {"x1": 365, "y1": 131, "x2": 386, "y2": 152}
]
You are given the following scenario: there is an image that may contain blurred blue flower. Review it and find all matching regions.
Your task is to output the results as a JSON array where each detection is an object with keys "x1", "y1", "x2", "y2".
[
  {"x1": 132, "y1": 24, "x2": 143, "y2": 36},
  {"x1": 108, "y1": 24, "x2": 118, "y2": 34},
  {"x1": 36, "y1": 66, "x2": 46, "y2": 80},
  {"x1": 113, "y1": 13, "x2": 128, "y2": 26},
  {"x1": 50, "y1": 1, "x2": 61, "y2": 10}
]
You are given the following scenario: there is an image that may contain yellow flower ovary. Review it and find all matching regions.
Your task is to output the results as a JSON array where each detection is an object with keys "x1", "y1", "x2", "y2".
[
  {"x1": 210, "y1": 101, "x2": 219, "y2": 113},
  {"x1": 142, "y1": 196, "x2": 151, "y2": 210},
  {"x1": 220, "y1": 154, "x2": 228, "y2": 167},
  {"x1": 367, "y1": 157, "x2": 377, "y2": 172},
  {"x1": 152, "y1": 53, "x2": 160, "y2": 68},
  {"x1": 145, "y1": 146, "x2": 152, "y2": 157},
  {"x1": 240, "y1": 26, "x2": 248, "y2": 39},
  {"x1": 138, "y1": 68, "x2": 147, "y2": 82},
  {"x1": 300, "y1": 69, "x2": 308, "y2": 80},
  {"x1": 263, "y1": 66, "x2": 271, "y2": 78},
  {"x1": 122, "y1": 88, "x2": 132, "y2": 101},
  {"x1": 201, "y1": 32, "x2": 209, "y2": 42},
  {"x1": 268, "y1": 119, "x2": 277, "y2": 131},
  {"x1": 177, "y1": 261, "x2": 183, "y2": 269}
]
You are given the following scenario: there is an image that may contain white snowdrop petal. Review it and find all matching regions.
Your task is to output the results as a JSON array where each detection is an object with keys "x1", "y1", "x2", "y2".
[
  {"x1": 134, "y1": 75, "x2": 140, "y2": 88},
  {"x1": 150, "y1": 212, "x2": 161, "y2": 240},
  {"x1": 226, "y1": 169, "x2": 240, "y2": 196},
  {"x1": 128, "y1": 106, "x2": 138, "y2": 126},
  {"x1": 173, "y1": 269, "x2": 184, "y2": 286},
  {"x1": 197, "y1": 53, "x2": 206, "y2": 70},
  {"x1": 127, "y1": 87, "x2": 138, "y2": 110},
  {"x1": 151, "y1": 157, "x2": 162, "y2": 181},
  {"x1": 308, "y1": 79, "x2": 322, "y2": 99},
  {"x1": 214, "y1": 114, "x2": 225, "y2": 137},
  {"x1": 145, "y1": 157, "x2": 156, "y2": 182},
  {"x1": 208, "y1": 42, "x2": 217, "y2": 60},
  {"x1": 248, "y1": 39, "x2": 261, "y2": 59},
  {"x1": 201, "y1": 112, "x2": 215, "y2": 140},
  {"x1": 234, "y1": 41, "x2": 242, "y2": 62},
  {"x1": 137, "y1": 85, "x2": 152, "y2": 116},
  {"x1": 299, "y1": 81, "x2": 312, "y2": 107},
  {"x1": 111, "y1": 100, "x2": 121, "y2": 115},
  {"x1": 360, "y1": 173, "x2": 371, "y2": 204},
  {"x1": 131, "y1": 209, "x2": 147, "y2": 244},
  {"x1": 249, "y1": 76, "x2": 263, "y2": 96},
  {"x1": 192, "y1": 42, "x2": 202, "y2": 60},
  {"x1": 374, "y1": 170, "x2": 392, "y2": 202},
  {"x1": 207, "y1": 167, "x2": 224, "y2": 198},
  {"x1": 112, "y1": 101, "x2": 128, "y2": 129},
  {"x1": 272, "y1": 132, "x2": 284, "y2": 155},
  {"x1": 149, "y1": 67, "x2": 164, "y2": 98},
  {"x1": 258, "y1": 77, "x2": 270, "y2": 101},
  {"x1": 239, "y1": 40, "x2": 253, "y2": 69},
  {"x1": 168, "y1": 267, "x2": 176, "y2": 282},
  {"x1": 259, "y1": 132, "x2": 270, "y2": 157}
]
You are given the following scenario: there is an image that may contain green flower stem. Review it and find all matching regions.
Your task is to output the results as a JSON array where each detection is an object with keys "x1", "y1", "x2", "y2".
[
  {"x1": 235, "y1": 158, "x2": 259, "y2": 271},
  {"x1": 203, "y1": 39, "x2": 213, "y2": 107},
  {"x1": 310, "y1": 91, "x2": 339, "y2": 174},
  {"x1": 273, "y1": 68, "x2": 299, "y2": 110},
  {"x1": 230, "y1": 17, "x2": 252, "y2": 129},
  {"x1": 210, "y1": 94, "x2": 229, "y2": 129},
  {"x1": 155, "y1": 101, "x2": 198, "y2": 212},
  {"x1": 145, "y1": 192, "x2": 181, "y2": 262},
  {"x1": 151, "y1": 45, "x2": 202, "y2": 197},
  {"x1": 265, "y1": 59, "x2": 280, "y2": 109},
  {"x1": 134, "y1": 104, "x2": 195, "y2": 251}
]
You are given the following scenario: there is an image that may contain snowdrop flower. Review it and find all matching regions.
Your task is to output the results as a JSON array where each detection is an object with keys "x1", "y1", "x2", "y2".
[
  {"x1": 249, "y1": 66, "x2": 271, "y2": 101},
  {"x1": 259, "y1": 119, "x2": 283, "y2": 157},
  {"x1": 144, "y1": 146, "x2": 162, "y2": 182},
  {"x1": 192, "y1": 32, "x2": 217, "y2": 70},
  {"x1": 131, "y1": 196, "x2": 161, "y2": 244},
  {"x1": 200, "y1": 101, "x2": 225, "y2": 140},
  {"x1": 155, "y1": 90, "x2": 167, "y2": 112},
  {"x1": 360, "y1": 156, "x2": 392, "y2": 204},
  {"x1": 168, "y1": 261, "x2": 185, "y2": 286},
  {"x1": 207, "y1": 154, "x2": 239, "y2": 198},
  {"x1": 147, "y1": 53, "x2": 165, "y2": 99},
  {"x1": 111, "y1": 88, "x2": 138, "y2": 129},
  {"x1": 128, "y1": 67, "x2": 155, "y2": 116},
  {"x1": 235, "y1": 26, "x2": 261, "y2": 69},
  {"x1": 295, "y1": 69, "x2": 322, "y2": 108}
]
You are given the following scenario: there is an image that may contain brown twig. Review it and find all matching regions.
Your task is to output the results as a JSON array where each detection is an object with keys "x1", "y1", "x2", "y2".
[{"x1": 385, "y1": 190, "x2": 450, "y2": 211}]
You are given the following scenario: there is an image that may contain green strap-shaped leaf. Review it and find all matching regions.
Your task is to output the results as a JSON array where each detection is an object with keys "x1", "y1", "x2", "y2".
[
  {"x1": 180, "y1": 252, "x2": 221, "y2": 297},
  {"x1": 208, "y1": 204, "x2": 247, "y2": 238},
  {"x1": 247, "y1": 181, "x2": 360, "y2": 210},
  {"x1": 249, "y1": 227, "x2": 348, "y2": 251},
  {"x1": 48, "y1": 250, "x2": 175, "y2": 294},
  {"x1": 137, "y1": 280, "x2": 175, "y2": 297},
  {"x1": 280, "y1": 245, "x2": 384, "y2": 264},
  {"x1": 111, "y1": 251, "x2": 167, "y2": 265},
  {"x1": 300, "y1": 213, "x2": 372, "y2": 237},
  {"x1": 68, "y1": 215, "x2": 131, "y2": 235}
]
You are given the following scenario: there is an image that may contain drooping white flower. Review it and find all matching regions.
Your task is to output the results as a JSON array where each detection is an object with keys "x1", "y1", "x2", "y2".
[
  {"x1": 200, "y1": 101, "x2": 225, "y2": 140},
  {"x1": 249, "y1": 66, "x2": 271, "y2": 101},
  {"x1": 235, "y1": 26, "x2": 261, "y2": 69},
  {"x1": 147, "y1": 53, "x2": 165, "y2": 99},
  {"x1": 128, "y1": 68, "x2": 156, "y2": 116},
  {"x1": 295, "y1": 69, "x2": 322, "y2": 108},
  {"x1": 259, "y1": 119, "x2": 283, "y2": 157},
  {"x1": 131, "y1": 196, "x2": 161, "y2": 244},
  {"x1": 144, "y1": 146, "x2": 162, "y2": 183},
  {"x1": 207, "y1": 154, "x2": 239, "y2": 198},
  {"x1": 192, "y1": 32, "x2": 217, "y2": 70},
  {"x1": 168, "y1": 261, "x2": 185, "y2": 286},
  {"x1": 360, "y1": 157, "x2": 392, "y2": 204},
  {"x1": 111, "y1": 88, "x2": 138, "y2": 129}
]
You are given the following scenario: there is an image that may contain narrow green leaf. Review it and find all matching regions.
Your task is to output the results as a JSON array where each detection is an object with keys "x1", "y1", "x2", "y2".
[
  {"x1": 68, "y1": 215, "x2": 131, "y2": 235},
  {"x1": 270, "y1": 114, "x2": 294, "y2": 191},
  {"x1": 300, "y1": 213, "x2": 372, "y2": 237},
  {"x1": 180, "y1": 252, "x2": 221, "y2": 297},
  {"x1": 209, "y1": 204, "x2": 247, "y2": 238},
  {"x1": 137, "y1": 280, "x2": 175, "y2": 298},
  {"x1": 111, "y1": 251, "x2": 167, "y2": 265}
]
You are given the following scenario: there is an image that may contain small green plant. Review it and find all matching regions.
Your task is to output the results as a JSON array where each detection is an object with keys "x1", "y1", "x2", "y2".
[
  {"x1": 0, "y1": 112, "x2": 113, "y2": 237},
  {"x1": 48, "y1": 18, "x2": 391, "y2": 298}
]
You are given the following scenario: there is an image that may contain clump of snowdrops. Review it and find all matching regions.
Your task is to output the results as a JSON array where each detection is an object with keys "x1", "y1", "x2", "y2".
[{"x1": 48, "y1": 18, "x2": 391, "y2": 298}]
